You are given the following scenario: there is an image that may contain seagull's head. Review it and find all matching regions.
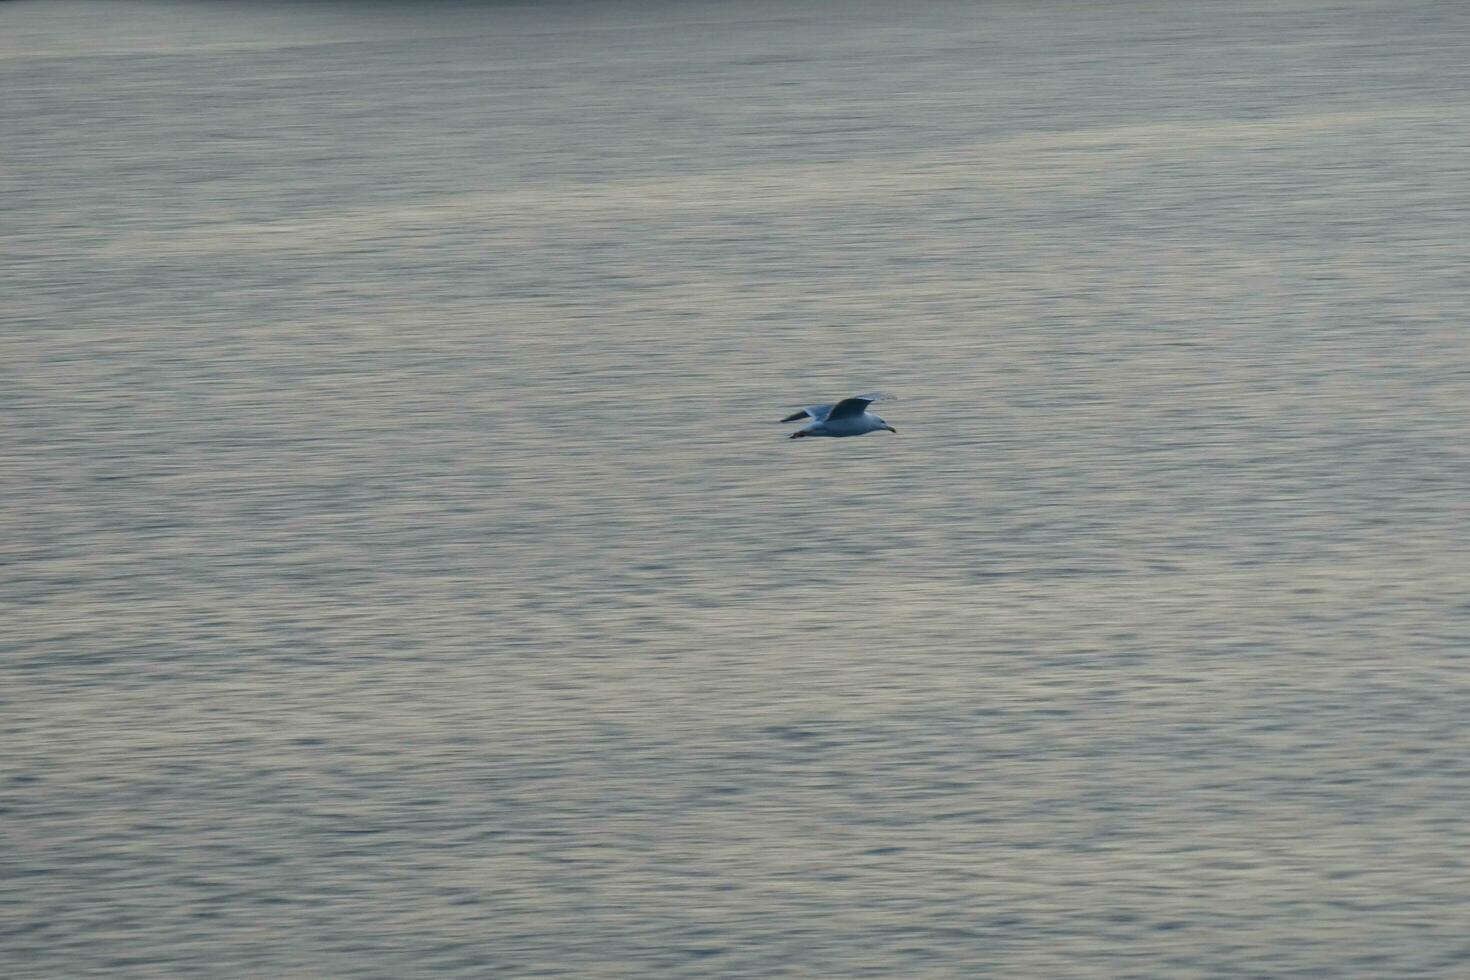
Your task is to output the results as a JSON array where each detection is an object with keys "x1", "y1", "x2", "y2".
[{"x1": 878, "y1": 419, "x2": 897, "y2": 434}]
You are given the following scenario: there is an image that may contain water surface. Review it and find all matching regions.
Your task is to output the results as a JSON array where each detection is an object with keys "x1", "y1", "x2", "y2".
[{"x1": 6, "y1": 0, "x2": 1470, "y2": 975}]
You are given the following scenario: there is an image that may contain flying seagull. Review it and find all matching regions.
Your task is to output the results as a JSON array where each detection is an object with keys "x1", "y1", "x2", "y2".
[{"x1": 781, "y1": 392, "x2": 897, "y2": 439}]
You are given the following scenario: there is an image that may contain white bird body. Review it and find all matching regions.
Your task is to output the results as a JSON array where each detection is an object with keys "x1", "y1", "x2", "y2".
[{"x1": 781, "y1": 392, "x2": 897, "y2": 439}]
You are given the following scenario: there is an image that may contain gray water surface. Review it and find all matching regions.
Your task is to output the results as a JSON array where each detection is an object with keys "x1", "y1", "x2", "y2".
[{"x1": 6, "y1": 0, "x2": 1470, "y2": 975}]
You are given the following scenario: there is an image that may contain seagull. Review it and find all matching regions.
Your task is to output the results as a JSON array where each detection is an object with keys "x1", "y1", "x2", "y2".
[{"x1": 781, "y1": 392, "x2": 897, "y2": 439}]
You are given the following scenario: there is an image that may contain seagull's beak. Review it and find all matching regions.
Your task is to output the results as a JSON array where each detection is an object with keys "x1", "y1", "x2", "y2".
[{"x1": 885, "y1": 425, "x2": 898, "y2": 434}]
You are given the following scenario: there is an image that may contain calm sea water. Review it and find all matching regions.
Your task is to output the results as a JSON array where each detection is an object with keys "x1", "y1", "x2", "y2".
[{"x1": 6, "y1": 0, "x2": 1470, "y2": 975}]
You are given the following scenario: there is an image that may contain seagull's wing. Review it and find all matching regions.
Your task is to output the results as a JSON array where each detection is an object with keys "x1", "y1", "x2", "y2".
[
  {"x1": 825, "y1": 391, "x2": 889, "y2": 420},
  {"x1": 781, "y1": 403, "x2": 834, "y2": 423}
]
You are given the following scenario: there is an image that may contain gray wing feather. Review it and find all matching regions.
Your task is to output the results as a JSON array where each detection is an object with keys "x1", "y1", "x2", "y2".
[
  {"x1": 781, "y1": 403, "x2": 833, "y2": 423},
  {"x1": 825, "y1": 392, "x2": 886, "y2": 420}
]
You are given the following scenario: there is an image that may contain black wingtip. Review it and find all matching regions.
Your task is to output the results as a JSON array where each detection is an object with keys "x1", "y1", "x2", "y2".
[{"x1": 780, "y1": 411, "x2": 809, "y2": 423}]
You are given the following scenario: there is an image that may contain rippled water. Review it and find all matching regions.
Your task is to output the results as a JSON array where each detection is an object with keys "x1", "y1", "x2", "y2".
[{"x1": 6, "y1": 0, "x2": 1470, "y2": 975}]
